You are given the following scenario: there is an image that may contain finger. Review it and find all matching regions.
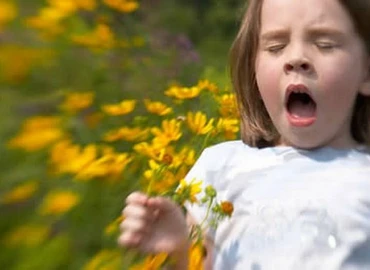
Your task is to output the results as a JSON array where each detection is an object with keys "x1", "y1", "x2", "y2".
[
  {"x1": 118, "y1": 231, "x2": 143, "y2": 249},
  {"x1": 125, "y1": 192, "x2": 149, "y2": 206},
  {"x1": 120, "y1": 217, "x2": 151, "y2": 234},
  {"x1": 122, "y1": 204, "x2": 155, "y2": 221}
]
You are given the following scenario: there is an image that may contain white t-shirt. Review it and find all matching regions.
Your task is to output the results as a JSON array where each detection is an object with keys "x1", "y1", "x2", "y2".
[{"x1": 185, "y1": 140, "x2": 370, "y2": 270}]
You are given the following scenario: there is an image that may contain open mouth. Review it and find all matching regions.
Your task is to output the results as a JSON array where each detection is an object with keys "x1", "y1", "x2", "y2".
[{"x1": 285, "y1": 84, "x2": 317, "y2": 127}]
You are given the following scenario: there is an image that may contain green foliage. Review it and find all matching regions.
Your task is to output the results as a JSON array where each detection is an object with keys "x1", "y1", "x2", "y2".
[
  {"x1": 0, "y1": 0, "x2": 241, "y2": 269},
  {"x1": 14, "y1": 236, "x2": 71, "y2": 270}
]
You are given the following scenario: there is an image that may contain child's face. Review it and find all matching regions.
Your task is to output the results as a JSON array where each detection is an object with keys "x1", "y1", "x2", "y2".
[{"x1": 255, "y1": 0, "x2": 370, "y2": 149}]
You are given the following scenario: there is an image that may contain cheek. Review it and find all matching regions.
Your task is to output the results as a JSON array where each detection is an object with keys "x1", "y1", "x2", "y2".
[
  {"x1": 318, "y1": 57, "x2": 362, "y2": 98},
  {"x1": 317, "y1": 59, "x2": 362, "y2": 118},
  {"x1": 255, "y1": 56, "x2": 281, "y2": 97}
]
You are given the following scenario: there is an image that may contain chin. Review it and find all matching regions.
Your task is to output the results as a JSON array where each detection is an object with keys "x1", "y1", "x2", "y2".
[{"x1": 280, "y1": 136, "x2": 326, "y2": 150}]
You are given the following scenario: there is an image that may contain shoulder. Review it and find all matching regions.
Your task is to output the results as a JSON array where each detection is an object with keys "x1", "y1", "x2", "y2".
[
  {"x1": 206, "y1": 140, "x2": 247, "y2": 152},
  {"x1": 356, "y1": 145, "x2": 370, "y2": 161},
  {"x1": 185, "y1": 140, "x2": 262, "y2": 189},
  {"x1": 185, "y1": 140, "x2": 254, "y2": 182},
  {"x1": 200, "y1": 140, "x2": 254, "y2": 164}
]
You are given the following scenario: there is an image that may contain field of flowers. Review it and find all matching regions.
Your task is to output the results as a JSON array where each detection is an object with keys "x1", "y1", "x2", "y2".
[{"x1": 0, "y1": 0, "x2": 243, "y2": 269}]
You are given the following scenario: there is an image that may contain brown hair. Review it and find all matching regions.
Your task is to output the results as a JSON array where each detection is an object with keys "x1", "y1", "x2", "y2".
[{"x1": 230, "y1": 0, "x2": 370, "y2": 148}]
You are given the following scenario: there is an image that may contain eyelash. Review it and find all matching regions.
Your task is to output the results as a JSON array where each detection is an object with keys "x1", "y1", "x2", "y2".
[
  {"x1": 264, "y1": 42, "x2": 338, "y2": 53},
  {"x1": 315, "y1": 42, "x2": 337, "y2": 50},
  {"x1": 265, "y1": 44, "x2": 286, "y2": 53}
]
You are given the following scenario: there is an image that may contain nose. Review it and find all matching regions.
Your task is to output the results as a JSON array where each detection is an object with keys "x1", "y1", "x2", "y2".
[
  {"x1": 283, "y1": 43, "x2": 313, "y2": 74},
  {"x1": 284, "y1": 59, "x2": 312, "y2": 73}
]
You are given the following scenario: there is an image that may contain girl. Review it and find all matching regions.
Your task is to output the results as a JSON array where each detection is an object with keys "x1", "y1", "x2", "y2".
[{"x1": 119, "y1": 0, "x2": 370, "y2": 269}]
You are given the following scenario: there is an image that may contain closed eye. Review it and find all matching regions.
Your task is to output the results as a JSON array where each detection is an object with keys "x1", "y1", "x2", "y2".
[
  {"x1": 265, "y1": 44, "x2": 286, "y2": 53},
  {"x1": 315, "y1": 41, "x2": 339, "y2": 51}
]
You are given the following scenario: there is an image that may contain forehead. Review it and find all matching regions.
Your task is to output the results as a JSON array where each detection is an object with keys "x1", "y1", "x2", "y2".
[{"x1": 259, "y1": 0, "x2": 356, "y2": 33}]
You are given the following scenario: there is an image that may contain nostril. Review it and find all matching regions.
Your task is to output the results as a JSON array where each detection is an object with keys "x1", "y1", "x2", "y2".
[
  {"x1": 301, "y1": 63, "x2": 309, "y2": 70},
  {"x1": 285, "y1": 61, "x2": 311, "y2": 73},
  {"x1": 285, "y1": 63, "x2": 294, "y2": 72}
]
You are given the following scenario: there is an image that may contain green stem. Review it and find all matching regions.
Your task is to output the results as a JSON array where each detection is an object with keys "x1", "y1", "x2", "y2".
[
  {"x1": 199, "y1": 197, "x2": 213, "y2": 230},
  {"x1": 145, "y1": 165, "x2": 165, "y2": 196},
  {"x1": 199, "y1": 130, "x2": 213, "y2": 156},
  {"x1": 146, "y1": 178, "x2": 154, "y2": 196}
]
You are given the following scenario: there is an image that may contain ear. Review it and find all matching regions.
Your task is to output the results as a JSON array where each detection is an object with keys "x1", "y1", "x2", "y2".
[{"x1": 359, "y1": 57, "x2": 370, "y2": 96}]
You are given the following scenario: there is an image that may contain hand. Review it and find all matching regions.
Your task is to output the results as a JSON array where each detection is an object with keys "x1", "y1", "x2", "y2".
[{"x1": 118, "y1": 192, "x2": 189, "y2": 255}]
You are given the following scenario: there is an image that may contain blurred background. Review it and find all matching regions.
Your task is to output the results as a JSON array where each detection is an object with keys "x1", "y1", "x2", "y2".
[{"x1": 0, "y1": 0, "x2": 244, "y2": 269}]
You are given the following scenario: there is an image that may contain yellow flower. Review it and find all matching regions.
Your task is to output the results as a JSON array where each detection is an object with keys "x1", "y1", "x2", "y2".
[
  {"x1": 1, "y1": 181, "x2": 38, "y2": 204},
  {"x1": 143, "y1": 160, "x2": 178, "y2": 195},
  {"x1": 3, "y1": 224, "x2": 49, "y2": 247},
  {"x1": 101, "y1": 99, "x2": 136, "y2": 116},
  {"x1": 50, "y1": 140, "x2": 97, "y2": 175},
  {"x1": 144, "y1": 99, "x2": 173, "y2": 116},
  {"x1": 60, "y1": 91, "x2": 94, "y2": 113},
  {"x1": 188, "y1": 243, "x2": 204, "y2": 270},
  {"x1": 25, "y1": 9, "x2": 65, "y2": 38},
  {"x1": 71, "y1": 23, "x2": 116, "y2": 51},
  {"x1": 25, "y1": 19, "x2": 60, "y2": 37},
  {"x1": 0, "y1": 45, "x2": 31, "y2": 82},
  {"x1": 216, "y1": 118, "x2": 240, "y2": 140},
  {"x1": 39, "y1": 190, "x2": 80, "y2": 215},
  {"x1": 94, "y1": 23, "x2": 116, "y2": 47},
  {"x1": 103, "y1": 127, "x2": 149, "y2": 142},
  {"x1": 76, "y1": 0, "x2": 97, "y2": 11},
  {"x1": 48, "y1": 0, "x2": 79, "y2": 14},
  {"x1": 129, "y1": 253, "x2": 168, "y2": 270},
  {"x1": 217, "y1": 94, "x2": 239, "y2": 118},
  {"x1": 176, "y1": 178, "x2": 202, "y2": 204},
  {"x1": 137, "y1": 146, "x2": 182, "y2": 167},
  {"x1": 25, "y1": 0, "x2": 81, "y2": 37},
  {"x1": 134, "y1": 141, "x2": 166, "y2": 160},
  {"x1": 24, "y1": 116, "x2": 60, "y2": 130},
  {"x1": 83, "y1": 249, "x2": 122, "y2": 270},
  {"x1": 40, "y1": 6, "x2": 68, "y2": 21},
  {"x1": 0, "y1": 45, "x2": 53, "y2": 82},
  {"x1": 172, "y1": 147, "x2": 196, "y2": 167},
  {"x1": 0, "y1": 1, "x2": 17, "y2": 31},
  {"x1": 186, "y1": 112, "x2": 214, "y2": 135},
  {"x1": 165, "y1": 85, "x2": 202, "y2": 100},
  {"x1": 8, "y1": 116, "x2": 64, "y2": 151},
  {"x1": 151, "y1": 119, "x2": 182, "y2": 145},
  {"x1": 25, "y1": 0, "x2": 78, "y2": 37},
  {"x1": 151, "y1": 136, "x2": 171, "y2": 149},
  {"x1": 103, "y1": 0, "x2": 139, "y2": 13},
  {"x1": 197, "y1": 79, "x2": 218, "y2": 93},
  {"x1": 152, "y1": 171, "x2": 178, "y2": 194},
  {"x1": 76, "y1": 152, "x2": 132, "y2": 181}
]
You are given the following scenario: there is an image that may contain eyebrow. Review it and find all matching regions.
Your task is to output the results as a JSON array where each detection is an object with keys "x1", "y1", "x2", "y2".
[
  {"x1": 260, "y1": 30, "x2": 288, "y2": 42},
  {"x1": 306, "y1": 27, "x2": 346, "y2": 39},
  {"x1": 259, "y1": 27, "x2": 346, "y2": 43}
]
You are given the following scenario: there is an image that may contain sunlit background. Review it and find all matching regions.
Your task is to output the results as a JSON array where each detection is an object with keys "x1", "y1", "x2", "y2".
[{"x1": 0, "y1": 0, "x2": 244, "y2": 269}]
